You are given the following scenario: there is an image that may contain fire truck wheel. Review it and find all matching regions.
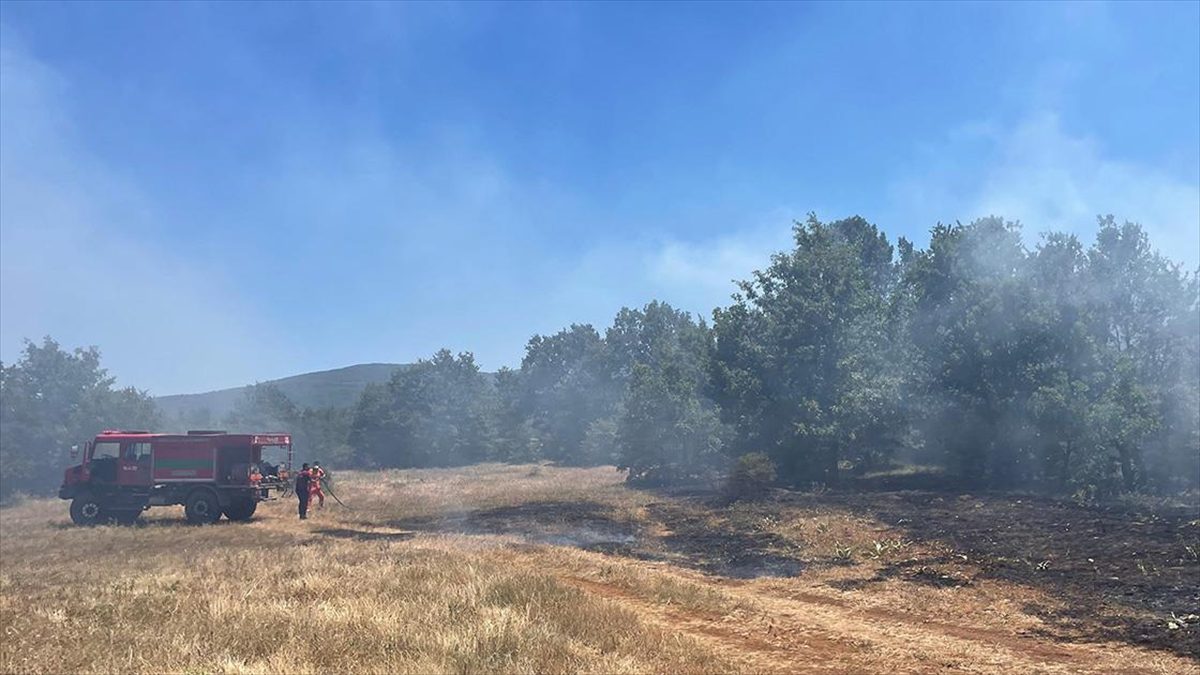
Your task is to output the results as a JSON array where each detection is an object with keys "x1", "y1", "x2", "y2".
[
  {"x1": 223, "y1": 498, "x2": 257, "y2": 521},
  {"x1": 184, "y1": 490, "x2": 221, "y2": 524},
  {"x1": 69, "y1": 493, "x2": 106, "y2": 526}
]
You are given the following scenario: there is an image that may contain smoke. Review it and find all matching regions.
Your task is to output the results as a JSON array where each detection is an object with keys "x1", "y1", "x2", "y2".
[
  {"x1": 647, "y1": 209, "x2": 798, "y2": 310},
  {"x1": 3, "y1": 10, "x2": 1196, "y2": 400},
  {"x1": 0, "y1": 38, "x2": 299, "y2": 394},
  {"x1": 889, "y1": 112, "x2": 1200, "y2": 267},
  {"x1": 0, "y1": 33, "x2": 787, "y2": 391}
]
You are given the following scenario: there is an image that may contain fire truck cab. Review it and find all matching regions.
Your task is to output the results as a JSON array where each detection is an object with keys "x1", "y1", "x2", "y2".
[{"x1": 59, "y1": 430, "x2": 292, "y2": 525}]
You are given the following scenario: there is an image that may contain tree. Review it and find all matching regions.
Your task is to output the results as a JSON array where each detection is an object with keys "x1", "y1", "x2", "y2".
[
  {"x1": 7, "y1": 213, "x2": 1192, "y2": 502},
  {"x1": 1023, "y1": 232, "x2": 1097, "y2": 490},
  {"x1": 222, "y1": 383, "x2": 354, "y2": 466},
  {"x1": 618, "y1": 362, "x2": 727, "y2": 484},
  {"x1": 298, "y1": 405, "x2": 355, "y2": 467},
  {"x1": 580, "y1": 416, "x2": 621, "y2": 466},
  {"x1": 348, "y1": 350, "x2": 494, "y2": 468},
  {"x1": 608, "y1": 301, "x2": 722, "y2": 482},
  {"x1": 605, "y1": 301, "x2": 710, "y2": 390},
  {"x1": 492, "y1": 367, "x2": 540, "y2": 462},
  {"x1": 899, "y1": 216, "x2": 1198, "y2": 497},
  {"x1": 711, "y1": 215, "x2": 900, "y2": 485},
  {"x1": 223, "y1": 383, "x2": 299, "y2": 433},
  {"x1": 905, "y1": 217, "x2": 1042, "y2": 487},
  {"x1": 1084, "y1": 218, "x2": 1199, "y2": 493},
  {"x1": 518, "y1": 325, "x2": 615, "y2": 464},
  {"x1": 0, "y1": 338, "x2": 159, "y2": 501}
]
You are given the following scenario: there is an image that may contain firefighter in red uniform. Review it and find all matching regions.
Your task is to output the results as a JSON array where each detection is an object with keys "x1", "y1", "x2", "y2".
[{"x1": 309, "y1": 461, "x2": 326, "y2": 509}]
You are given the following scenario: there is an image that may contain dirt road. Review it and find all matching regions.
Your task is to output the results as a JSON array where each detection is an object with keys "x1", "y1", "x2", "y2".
[{"x1": 555, "y1": 565, "x2": 1175, "y2": 674}]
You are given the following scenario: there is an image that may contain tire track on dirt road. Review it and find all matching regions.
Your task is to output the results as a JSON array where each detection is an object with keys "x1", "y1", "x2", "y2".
[
  {"x1": 559, "y1": 570, "x2": 1170, "y2": 674},
  {"x1": 562, "y1": 576, "x2": 858, "y2": 674}
]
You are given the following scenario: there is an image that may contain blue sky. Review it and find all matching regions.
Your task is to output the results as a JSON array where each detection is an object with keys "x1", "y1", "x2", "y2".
[{"x1": 2, "y1": 1, "x2": 1198, "y2": 394}]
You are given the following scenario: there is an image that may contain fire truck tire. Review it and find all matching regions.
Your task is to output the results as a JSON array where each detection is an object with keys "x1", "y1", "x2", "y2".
[
  {"x1": 184, "y1": 489, "x2": 221, "y2": 524},
  {"x1": 222, "y1": 498, "x2": 257, "y2": 521},
  {"x1": 69, "y1": 493, "x2": 106, "y2": 526}
]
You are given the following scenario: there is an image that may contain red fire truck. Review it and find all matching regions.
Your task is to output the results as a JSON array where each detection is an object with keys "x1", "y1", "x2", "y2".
[{"x1": 59, "y1": 430, "x2": 293, "y2": 525}]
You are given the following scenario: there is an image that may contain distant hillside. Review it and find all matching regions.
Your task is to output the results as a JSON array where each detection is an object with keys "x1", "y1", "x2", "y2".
[{"x1": 155, "y1": 363, "x2": 407, "y2": 421}]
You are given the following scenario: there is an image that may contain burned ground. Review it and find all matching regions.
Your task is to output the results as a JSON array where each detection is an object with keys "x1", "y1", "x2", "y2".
[
  {"x1": 815, "y1": 490, "x2": 1200, "y2": 659},
  {"x1": 382, "y1": 475, "x2": 1199, "y2": 660},
  {"x1": 384, "y1": 499, "x2": 807, "y2": 578},
  {"x1": 384, "y1": 500, "x2": 640, "y2": 550}
]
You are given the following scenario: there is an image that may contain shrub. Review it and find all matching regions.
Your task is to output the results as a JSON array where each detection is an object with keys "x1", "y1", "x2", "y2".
[{"x1": 728, "y1": 452, "x2": 777, "y2": 499}]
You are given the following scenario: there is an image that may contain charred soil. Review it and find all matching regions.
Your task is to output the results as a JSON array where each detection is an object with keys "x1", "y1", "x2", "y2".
[{"x1": 388, "y1": 475, "x2": 1200, "y2": 660}]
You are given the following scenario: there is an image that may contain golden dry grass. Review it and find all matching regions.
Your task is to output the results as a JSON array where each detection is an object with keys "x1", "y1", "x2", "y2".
[{"x1": 1, "y1": 463, "x2": 1196, "y2": 674}]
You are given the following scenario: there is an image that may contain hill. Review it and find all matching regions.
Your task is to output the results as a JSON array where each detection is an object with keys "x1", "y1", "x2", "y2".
[{"x1": 154, "y1": 362, "x2": 407, "y2": 420}]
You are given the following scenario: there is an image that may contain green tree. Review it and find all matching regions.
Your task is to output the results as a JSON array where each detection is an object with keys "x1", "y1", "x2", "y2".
[
  {"x1": 580, "y1": 416, "x2": 620, "y2": 466},
  {"x1": 299, "y1": 405, "x2": 355, "y2": 467},
  {"x1": 905, "y1": 217, "x2": 1041, "y2": 486},
  {"x1": 223, "y1": 383, "x2": 353, "y2": 466},
  {"x1": 1084, "y1": 218, "x2": 1198, "y2": 492},
  {"x1": 1025, "y1": 233, "x2": 1098, "y2": 490},
  {"x1": 518, "y1": 325, "x2": 615, "y2": 464},
  {"x1": 492, "y1": 367, "x2": 540, "y2": 462},
  {"x1": 607, "y1": 301, "x2": 721, "y2": 481},
  {"x1": 223, "y1": 383, "x2": 299, "y2": 432},
  {"x1": 348, "y1": 349, "x2": 494, "y2": 468},
  {"x1": 0, "y1": 338, "x2": 159, "y2": 501},
  {"x1": 711, "y1": 215, "x2": 900, "y2": 485},
  {"x1": 605, "y1": 301, "x2": 710, "y2": 390},
  {"x1": 618, "y1": 362, "x2": 727, "y2": 484}
]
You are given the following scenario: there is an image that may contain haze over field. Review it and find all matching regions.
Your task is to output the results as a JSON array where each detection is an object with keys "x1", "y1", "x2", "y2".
[
  {"x1": 1, "y1": 2, "x2": 1197, "y2": 394},
  {"x1": 2, "y1": 5, "x2": 1200, "y2": 675}
]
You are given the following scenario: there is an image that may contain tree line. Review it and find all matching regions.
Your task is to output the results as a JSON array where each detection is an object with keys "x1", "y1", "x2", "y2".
[{"x1": 2, "y1": 215, "x2": 1196, "y2": 502}]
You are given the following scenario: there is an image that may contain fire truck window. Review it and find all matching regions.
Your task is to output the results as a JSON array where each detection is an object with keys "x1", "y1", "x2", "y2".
[
  {"x1": 127, "y1": 443, "x2": 151, "y2": 462},
  {"x1": 93, "y1": 442, "x2": 120, "y2": 460}
]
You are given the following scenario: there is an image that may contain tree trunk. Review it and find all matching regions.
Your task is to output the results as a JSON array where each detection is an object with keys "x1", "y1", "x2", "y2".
[{"x1": 1117, "y1": 443, "x2": 1142, "y2": 493}]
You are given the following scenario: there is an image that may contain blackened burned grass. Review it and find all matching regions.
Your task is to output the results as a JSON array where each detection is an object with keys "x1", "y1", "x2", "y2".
[
  {"x1": 641, "y1": 501, "x2": 806, "y2": 578},
  {"x1": 787, "y1": 489, "x2": 1200, "y2": 659},
  {"x1": 386, "y1": 484, "x2": 1199, "y2": 659},
  {"x1": 386, "y1": 498, "x2": 807, "y2": 579}
]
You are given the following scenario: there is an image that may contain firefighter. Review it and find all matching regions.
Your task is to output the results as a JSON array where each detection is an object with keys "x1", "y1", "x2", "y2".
[
  {"x1": 309, "y1": 461, "x2": 326, "y2": 509},
  {"x1": 295, "y1": 463, "x2": 312, "y2": 520}
]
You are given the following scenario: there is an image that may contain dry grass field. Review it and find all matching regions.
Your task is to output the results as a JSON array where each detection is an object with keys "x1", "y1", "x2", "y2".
[{"x1": 1, "y1": 464, "x2": 1198, "y2": 674}]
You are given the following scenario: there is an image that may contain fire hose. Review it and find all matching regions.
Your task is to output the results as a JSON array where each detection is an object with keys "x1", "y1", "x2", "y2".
[{"x1": 320, "y1": 477, "x2": 353, "y2": 510}]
